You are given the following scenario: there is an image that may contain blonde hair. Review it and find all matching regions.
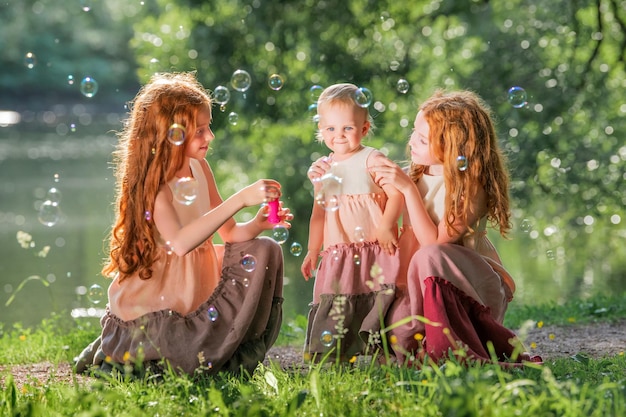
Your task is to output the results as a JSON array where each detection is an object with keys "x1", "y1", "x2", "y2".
[
  {"x1": 409, "y1": 90, "x2": 511, "y2": 237},
  {"x1": 315, "y1": 83, "x2": 374, "y2": 142},
  {"x1": 102, "y1": 72, "x2": 212, "y2": 281}
]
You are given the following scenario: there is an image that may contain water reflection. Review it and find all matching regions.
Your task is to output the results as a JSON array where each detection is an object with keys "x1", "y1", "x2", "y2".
[{"x1": 0, "y1": 111, "x2": 20, "y2": 127}]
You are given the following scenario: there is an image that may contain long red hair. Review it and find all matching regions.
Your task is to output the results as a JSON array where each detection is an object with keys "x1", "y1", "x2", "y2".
[
  {"x1": 102, "y1": 72, "x2": 212, "y2": 281},
  {"x1": 409, "y1": 90, "x2": 511, "y2": 237}
]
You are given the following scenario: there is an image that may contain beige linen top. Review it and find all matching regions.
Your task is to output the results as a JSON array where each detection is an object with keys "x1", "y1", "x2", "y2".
[{"x1": 107, "y1": 158, "x2": 220, "y2": 321}]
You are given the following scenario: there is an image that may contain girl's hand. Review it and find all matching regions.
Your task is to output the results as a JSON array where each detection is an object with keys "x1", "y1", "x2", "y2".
[
  {"x1": 253, "y1": 201, "x2": 294, "y2": 231},
  {"x1": 307, "y1": 154, "x2": 333, "y2": 183},
  {"x1": 240, "y1": 179, "x2": 282, "y2": 207},
  {"x1": 370, "y1": 159, "x2": 413, "y2": 193}
]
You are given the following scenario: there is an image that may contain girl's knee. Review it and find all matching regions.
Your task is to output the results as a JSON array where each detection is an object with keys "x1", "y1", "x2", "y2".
[{"x1": 410, "y1": 243, "x2": 447, "y2": 268}]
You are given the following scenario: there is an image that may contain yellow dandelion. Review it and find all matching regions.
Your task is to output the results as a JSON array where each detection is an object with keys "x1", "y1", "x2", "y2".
[
  {"x1": 21, "y1": 386, "x2": 28, "y2": 394},
  {"x1": 303, "y1": 352, "x2": 311, "y2": 362},
  {"x1": 414, "y1": 333, "x2": 424, "y2": 341},
  {"x1": 105, "y1": 355, "x2": 112, "y2": 363},
  {"x1": 389, "y1": 335, "x2": 398, "y2": 345},
  {"x1": 530, "y1": 342, "x2": 537, "y2": 349},
  {"x1": 537, "y1": 321, "x2": 544, "y2": 328},
  {"x1": 349, "y1": 356, "x2": 357, "y2": 364},
  {"x1": 549, "y1": 333, "x2": 555, "y2": 340},
  {"x1": 567, "y1": 317, "x2": 576, "y2": 323},
  {"x1": 123, "y1": 351, "x2": 131, "y2": 362},
  {"x1": 421, "y1": 379, "x2": 428, "y2": 385},
  {"x1": 619, "y1": 352, "x2": 624, "y2": 357},
  {"x1": 19, "y1": 334, "x2": 26, "y2": 341}
]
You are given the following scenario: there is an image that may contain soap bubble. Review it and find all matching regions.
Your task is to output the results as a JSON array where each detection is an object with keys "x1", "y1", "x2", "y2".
[
  {"x1": 38, "y1": 200, "x2": 60, "y2": 227},
  {"x1": 315, "y1": 173, "x2": 342, "y2": 212},
  {"x1": 289, "y1": 242, "x2": 303, "y2": 256},
  {"x1": 308, "y1": 103, "x2": 319, "y2": 123},
  {"x1": 80, "y1": 76, "x2": 99, "y2": 98},
  {"x1": 520, "y1": 219, "x2": 532, "y2": 232},
  {"x1": 46, "y1": 187, "x2": 62, "y2": 204},
  {"x1": 354, "y1": 87, "x2": 373, "y2": 108},
  {"x1": 268, "y1": 74, "x2": 284, "y2": 91},
  {"x1": 316, "y1": 193, "x2": 340, "y2": 212},
  {"x1": 228, "y1": 112, "x2": 239, "y2": 125},
  {"x1": 241, "y1": 254, "x2": 257, "y2": 272},
  {"x1": 397, "y1": 79, "x2": 410, "y2": 94},
  {"x1": 164, "y1": 241, "x2": 174, "y2": 255},
  {"x1": 272, "y1": 226, "x2": 289, "y2": 244},
  {"x1": 24, "y1": 52, "x2": 37, "y2": 69},
  {"x1": 173, "y1": 177, "x2": 198, "y2": 205},
  {"x1": 87, "y1": 284, "x2": 104, "y2": 304},
  {"x1": 507, "y1": 86, "x2": 527, "y2": 108},
  {"x1": 456, "y1": 155, "x2": 468, "y2": 172},
  {"x1": 67, "y1": 75, "x2": 75, "y2": 85},
  {"x1": 167, "y1": 123, "x2": 186, "y2": 145},
  {"x1": 213, "y1": 85, "x2": 230, "y2": 106},
  {"x1": 309, "y1": 85, "x2": 324, "y2": 102},
  {"x1": 231, "y1": 69, "x2": 251, "y2": 92},
  {"x1": 207, "y1": 306, "x2": 219, "y2": 322},
  {"x1": 320, "y1": 330, "x2": 334, "y2": 347},
  {"x1": 354, "y1": 226, "x2": 366, "y2": 242}
]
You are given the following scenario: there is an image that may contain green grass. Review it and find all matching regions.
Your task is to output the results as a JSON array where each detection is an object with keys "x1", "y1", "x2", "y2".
[{"x1": 1, "y1": 292, "x2": 625, "y2": 417}]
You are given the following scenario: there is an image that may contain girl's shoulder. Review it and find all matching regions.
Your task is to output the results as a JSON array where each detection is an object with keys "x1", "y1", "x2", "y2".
[{"x1": 156, "y1": 181, "x2": 174, "y2": 204}]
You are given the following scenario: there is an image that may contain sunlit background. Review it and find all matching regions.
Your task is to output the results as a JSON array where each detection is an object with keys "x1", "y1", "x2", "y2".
[{"x1": 1, "y1": 0, "x2": 625, "y2": 328}]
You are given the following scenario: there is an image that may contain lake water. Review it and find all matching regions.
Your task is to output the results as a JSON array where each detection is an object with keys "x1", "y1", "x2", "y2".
[{"x1": 0, "y1": 116, "x2": 622, "y2": 328}]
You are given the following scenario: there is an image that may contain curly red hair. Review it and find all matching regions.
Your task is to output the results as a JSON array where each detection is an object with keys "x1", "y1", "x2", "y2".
[
  {"x1": 102, "y1": 72, "x2": 212, "y2": 281},
  {"x1": 408, "y1": 90, "x2": 511, "y2": 237}
]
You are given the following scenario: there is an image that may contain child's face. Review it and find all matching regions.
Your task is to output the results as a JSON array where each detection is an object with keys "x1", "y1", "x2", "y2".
[
  {"x1": 317, "y1": 103, "x2": 369, "y2": 158},
  {"x1": 185, "y1": 106, "x2": 214, "y2": 160},
  {"x1": 409, "y1": 111, "x2": 442, "y2": 169}
]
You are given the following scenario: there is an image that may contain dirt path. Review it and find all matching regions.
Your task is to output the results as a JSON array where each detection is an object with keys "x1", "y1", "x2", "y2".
[{"x1": 2, "y1": 320, "x2": 624, "y2": 389}]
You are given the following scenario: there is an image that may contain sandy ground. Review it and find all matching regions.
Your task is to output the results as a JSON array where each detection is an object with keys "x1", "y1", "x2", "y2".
[{"x1": 2, "y1": 320, "x2": 624, "y2": 389}]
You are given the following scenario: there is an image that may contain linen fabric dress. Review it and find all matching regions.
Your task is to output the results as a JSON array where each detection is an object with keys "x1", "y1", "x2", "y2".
[
  {"x1": 76, "y1": 158, "x2": 284, "y2": 376},
  {"x1": 305, "y1": 146, "x2": 399, "y2": 359},
  {"x1": 387, "y1": 173, "x2": 521, "y2": 363}
]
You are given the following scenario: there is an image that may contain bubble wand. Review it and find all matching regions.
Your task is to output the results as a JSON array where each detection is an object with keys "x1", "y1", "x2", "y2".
[{"x1": 267, "y1": 199, "x2": 280, "y2": 224}]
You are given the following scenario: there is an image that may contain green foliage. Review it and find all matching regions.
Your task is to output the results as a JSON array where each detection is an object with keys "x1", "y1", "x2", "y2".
[
  {"x1": 125, "y1": 0, "x2": 626, "y2": 291},
  {"x1": 0, "y1": 312, "x2": 100, "y2": 365},
  {"x1": 505, "y1": 291, "x2": 626, "y2": 328},
  {"x1": 2, "y1": 0, "x2": 626, "y2": 309},
  {"x1": 1, "y1": 352, "x2": 625, "y2": 416}
]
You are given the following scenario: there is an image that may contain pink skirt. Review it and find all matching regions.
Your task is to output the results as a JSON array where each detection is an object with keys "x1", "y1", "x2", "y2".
[
  {"x1": 305, "y1": 241, "x2": 399, "y2": 359},
  {"x1": 387, "y1": 243, "x2": 530, "y2": 364}
]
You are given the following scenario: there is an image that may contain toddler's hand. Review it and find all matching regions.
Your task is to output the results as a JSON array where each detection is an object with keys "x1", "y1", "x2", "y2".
[
  {"x1": 307, "y1": 155, "x2": 333, "y2": 184},
  {"x1": 301, "y1": 251, "x2": 320, "y2": 281},
  {"x1": 376, "y1": 227, "x2": 398, "y2": 256}
]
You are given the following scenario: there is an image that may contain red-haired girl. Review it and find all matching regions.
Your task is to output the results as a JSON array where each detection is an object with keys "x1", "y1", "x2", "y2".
[
  {"x1": 76, "y1": 72, "x2": 292, "y2": 376},
  {"x1": 372, "y1": 90, "x2": 538, "y2": 365}
]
